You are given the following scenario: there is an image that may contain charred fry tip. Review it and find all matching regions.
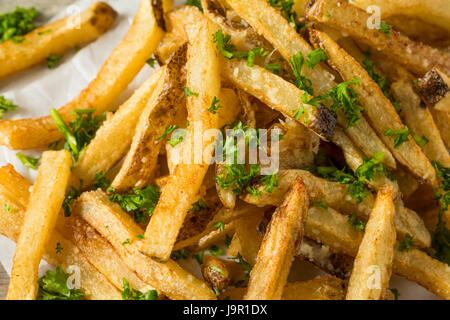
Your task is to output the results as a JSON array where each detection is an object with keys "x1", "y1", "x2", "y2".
[
  {"x1": 152, "y1": 0, "x2": 166, "y2": 32},
  {"x1": 414, "y1": 69, "x2": 449, "y2": 106},
  {"x1": 310, "y1": 104, "x2": 337, "y2": 141}
]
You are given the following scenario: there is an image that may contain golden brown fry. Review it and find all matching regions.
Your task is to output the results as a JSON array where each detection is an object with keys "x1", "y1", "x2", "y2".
[
  {"x1": 245, "y1": 178, "x2": 309, "y2": 300},
  {"x1": 111, "y1": 45, "x2": 187, "y2": 191},
  {"x1": 391, "y1": 79, "x2": 450, "y2": 167},
  {"x1": 346, "y1": 186, "x2": 396, "y2": 300},
  {"x1": 227, "y1": 213, "x2": 264, "y2": 265},
  {"x1": 71, "y1": 68, "x2": 164, "y2": 188},
  {"x1": 225, "y1": 0, "x2": 395, "y2": 168},
  {"x1": 7, "y1": 151, "x2": 72, "y2": 300},
  {"x1": 73, "y1": 191, "x2": 217, "y2": 300},
  {"x1": 0, "y1": 0, "x2": 165, "y2": 150},
  {"x1": 350, "y1": 0, "x2": 450, "y2": 33},
  {"x1": 222, "y1": 59, "x2": 336, "y2": 140},
  {"x1": 222, "y1": 276, "x2": 346, "y2": 300},
  {"x1": 241, "y1": 169, "x2": 431, "y2": 248},
  {"x1": 305, "y1": 206, "x2": 450, "y2": 299},
  {"x1": 309, "y1": 29, "x2": 438, "y2": 187},
  {"x1": 141, "y1": 16, "x2": 221, "y2": 261},
  {"x1": 306, "y1": 0, "x2": 450, "y2": 76},
  {"x1": 0, "y1": 2, "x2": 117, "y2": 79},
  {"x1": 0, "y1": 165, "x2": 147, "y2": 298}
]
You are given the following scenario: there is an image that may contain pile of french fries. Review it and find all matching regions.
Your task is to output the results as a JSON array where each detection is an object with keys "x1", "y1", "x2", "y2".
[{"x1": 1, "y1": 0, "x2": 449, "y2": 300}]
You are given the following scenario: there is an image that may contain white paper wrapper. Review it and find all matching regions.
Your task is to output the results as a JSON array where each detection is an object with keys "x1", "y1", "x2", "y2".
[{"x1": 0, "y1": 0, "x2": 438, "y2": 299}]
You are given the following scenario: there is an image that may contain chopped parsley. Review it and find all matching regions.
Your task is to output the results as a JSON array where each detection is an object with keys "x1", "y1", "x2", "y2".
[
  {"x1": 390, "y1": 288, "x2": 400, "y2": 300},
  {"x1": 171, "y1": 249, "x2": 190, "y2": 260},
  {"x1": 313, "y1": 201, "x2": 328, "y2": 209},
  {"x1": 93, "y1": 171, "x2": 110, "y2": 189},
  {"x1": 233, "y1": 253, "x2": 252, "y2": 277},
  {"x1": 264, "y1": 63, "x2": 281, "y2": 74},
  {"x1": 136, "y1": 234, "x2": 145, "y2": 240},
  {"x1": 384, "y1": 127, "x2": 411, "y2": 149},
  {"x1": 121, "y1": 278, "x2": 157, "y2": 300},
  {"x1": 193, "y1": 251, "x2": 205, "y2": 265},
  {"x1": 51, "y1": 108, "x2": 106, "y2": 161},
  {"x1": 46, "y1": 53, "x2": 63, "y2": 69},
  {"x1": 190, "y1": 199, "x2": 208, "y2": 213},
  {"x1": 412, "y1": 134, "x2": 429, "y2": 147},
  {"x1": 268, "y1": 0, "x2": 303, "y2": 32},
  {"x1": 184, "y1": 87, "x2": 199, "y2": 97},
  {"x1": 0, "y1": 96, "x2": 19, "y2": 119},
  {"x1": 209, "y1": 96, "x2": 222, "y2": 114},
  {"x1": 209, "y1": 245, "x2": 223, "y2": 257},
  {"x1": 247, "y1": 46, "x2": 269, "y2": 67},
  {"x1": 55, "y1": 242, "x2": 63, "y2": 254},
  {"x1": 16, "y1": 152, "x2": 39, "y2": 170},
  {"x1": 146, "y1": 57, "x2": 158, "y2": 68},
  {"x1": 210, "y1": 265, "x2": 225, "y2": 275},
  {"x1": 185, "y1": 0, "x2": 203, "y2": 12},
  {"x1": 379, "y1": 21, "x2": 392, "y2": 37},
  {"x1": 327, "y1": 78, "x2": 363, "y2": 128},
  {"x1": 213, "y1": 221, "x2": 225, "y2": 232},
  {"x1": 398, "y1": 233, "x2": 413, "y2": 252},
  {"x1": 4, "y1": 203, "x2": 11, "y2": 213},
  {"x1": 305, "y1": 49, "x2": 328, "y2": 69},
  {"x1": 225, "y1": 234, "x2": 232, "y2": 247},
  {"x1": 156, "y1": 125, "x2": 178, "y2": 143},
  {"x1": 122, "y1": 238, "x2": 131, "y2": 245},
  {"x1": 38, "y1": 267, "x2": 86, "y2": 300},
  {"x1": 348, "y1": 212, "x2": 366, "y2": 231},
  {"x1": 290, "y1": 52, "x2": 314, "y2": 95},
  {"x1": 109, "y1": 185, "x2": 160, "y2": 224},
  {"x1": 355, "y1": 152, "x2": 386, "y2": 182},
  {"x1": 261, "y1": 172, "x2": 279, "y2": 193},
  {"x1": 0, "y1": 7, "x2": 38, "y2": 43},
  {"x1": 62, "y1": 180, "x2": 83, "y2": 217},
  {"x1": 38, "y1": 29, "x2": 52, "y2": 35}
]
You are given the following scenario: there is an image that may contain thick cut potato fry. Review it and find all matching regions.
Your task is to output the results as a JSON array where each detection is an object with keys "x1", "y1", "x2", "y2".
[
  {"x1": 0, "y1": 2, "x2": 117, "y2": 79},
  {"x1": 245, "y1": 178, "x2": 309, "y2": 300},
  {"x1": 222, "y1": 276, "x2": 346, "y2": 300},
  {"x1": 224, "y1": 0, "x2": 395, "y2": 168},
  {"x1": 7, "y1": 151, "x2": 72, "y2": 300},
  {"x1": 73, "y1": 191, "x2": 216, "y2": 300},
  {"x1": 350, "y1": 0, "x2": 450, "y2": 33},
  {"x1": 306, "y1": 0, "x2": 450, "y2": 76},
  {"x1": 0, "y1": 0, "x2": 165, "y2": 150},
  {"x1": 0, "y1": 165, "x2": 147, "y2": 297},
  {"x1": 71, "y1": 68, "x2": 164, "y2": 188},
  {"x1": 332, "y1": 127, "x2": 399, "y2": 197},
  {"x1": 346, "y1": 186, "x2": 396, "y2": 300},
  {"x1": 241, "y1": 169, "x2": 431, "y2": 248},
  {"x1": 222, "y1": 59, "x2": 336, "y2": 140},
  {"x1": 227, "y1": 213, "x2": 264, "y2": 265},
  {"x1": 141, "y1": 16, "x2": 221, "y2": 261},
  {"x1": 305, "y1": 206, "x2": 450, "y2": 299},
  {"x1": 391, "y1": 80, "x2": 450, "y2": 167},
  {"x1": 111, "y1": 45, "x2": 187, "y2": 191},
  {"x1": 309, "y1": 29, "x2": 438, "y2": 187}
]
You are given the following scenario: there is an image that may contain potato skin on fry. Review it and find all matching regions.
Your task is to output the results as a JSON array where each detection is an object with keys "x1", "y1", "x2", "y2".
[
  {"x1": 201, "y1": 256, "x2": 232, "y2": 292},
  {"x1": 245, "y1": 178, "x2": 309, "y2": 300}
]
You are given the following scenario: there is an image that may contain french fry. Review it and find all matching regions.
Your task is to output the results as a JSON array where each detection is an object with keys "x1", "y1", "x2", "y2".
[
  {"x1": 222, "y1": 59, "x2": 336, "y2": 140},
  {"x1": 71, "y1": 68, "x2": 164, "y2": 188},
  {"x1": 111, "y1": 44, "x2": 187, "y2": 191},
  {"x1": 245, "y1": 178, "x2": 309, "y2": 300},
  {"x1": 309, "y1": 29, "x2": 438, "y2": 187},
  {"x1": 7, "y1": 151, "x2": 72, "y2": 300},
  {"x1": 350, "y1": 0, "x2": 450, "y2": 33},
  {"x1": 305, "y1": 206, "x2": 450, "y2": 299},
  {"x1": 346, "y1": 186, "x2": 396, "y2": 300},
  {"x1": 332, "y1": 127, "x2": 399, "y2": 197},
  {"x1": 391, "y1": 79, "x2": 450, "y2": 167},
  {"x1": 241, "y1": 169, "x2": 431, "y2": 248},
  {"x1": 141, "y1": 16, "x2": 221, "y2": 261},
  {"x1": 0, "y1": 2, "x2": 117, "y2": 79},
  {"x1": 227, "y1": 213, "x2": 264, "y2": 265},
  {"x1": 306, "y1": 0, "x2": 450, "y2": 76},
  {"x1": 0, "y1": 0, "x2": 165, "y2": 150},
  {"x1": 0, "y1": 165, "x2": 147, "y2": 298},
  {"x1": 73, "y1": 191, "x2": 216, "y2": 300},
  {"x1": 224, "y1": 0, "x2": 396, "y2": 168},
  {"x1": 222, "y1": 276, "x2": 346, "y2": 300}
]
